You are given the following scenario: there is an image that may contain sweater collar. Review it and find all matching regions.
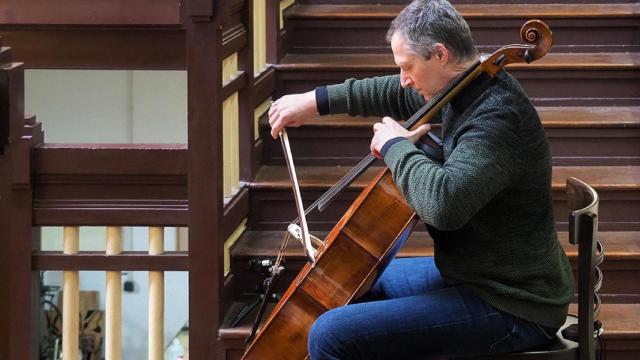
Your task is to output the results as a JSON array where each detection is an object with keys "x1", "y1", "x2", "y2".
[{"x1": 449, "y1": 71, "x2": 497, "y2": 113}]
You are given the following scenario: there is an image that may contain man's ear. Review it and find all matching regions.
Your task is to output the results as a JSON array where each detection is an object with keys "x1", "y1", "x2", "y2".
[{"x1": 434, "y1": 43, "x2": 449, "y2": 64}]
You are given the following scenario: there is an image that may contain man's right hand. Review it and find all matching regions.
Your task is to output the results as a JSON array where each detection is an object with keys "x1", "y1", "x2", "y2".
[{"x1": 268, "y1": 90, "x2": 318, "y2": 139}]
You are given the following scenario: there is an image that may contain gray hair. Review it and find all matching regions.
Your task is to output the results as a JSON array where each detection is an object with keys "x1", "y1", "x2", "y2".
[{"x1": 386, "y1": 0, "x2": 477, "y2": 63}]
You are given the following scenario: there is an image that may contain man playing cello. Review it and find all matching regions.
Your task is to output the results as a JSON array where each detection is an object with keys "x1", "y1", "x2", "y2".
[{"x1": 268, "y1": 0, "x2": 574, "y2": 358}]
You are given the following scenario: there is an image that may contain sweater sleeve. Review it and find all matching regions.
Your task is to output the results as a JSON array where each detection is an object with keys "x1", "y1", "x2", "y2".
[
  {"x1": 326, "y1": 75, "x2": 428, "y2": 120},
  {"x1": 383, "y1": 105, "x2": 522, "y2": 230}
]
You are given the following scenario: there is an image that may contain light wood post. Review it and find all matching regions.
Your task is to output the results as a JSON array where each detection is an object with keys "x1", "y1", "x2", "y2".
[
  {"x1": 149, "y1": 227, "x2": 164, "y2": 360},
  {"x1": 62, "y1": 227, "x2": 79, "y2": 360},
  {"x1": 106, "y1": 226, "x2": 123, "y2": 360}
]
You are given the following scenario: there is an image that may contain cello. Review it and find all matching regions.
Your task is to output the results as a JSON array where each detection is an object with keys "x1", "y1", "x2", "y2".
[{"x1": 242, "y1": 19, "x2": 553, "y2": 360}]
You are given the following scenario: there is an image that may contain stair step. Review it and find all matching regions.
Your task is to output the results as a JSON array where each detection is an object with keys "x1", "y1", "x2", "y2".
[
  {"x1": 277, "y1": 52, "x2": 640, "y2": 71},
  {"x1": 232, "y1": 230, "x2": 640, "y2": 261},
  {"x1": 250, "y1": 165, "x2": 640, "y2": 191},
  {"x1": 260, "y1": 106, "x2": 640, "y2": 166},
  {"x1": 248, "y1": 165, "x2": 640, "y2": 231},
  {"x1": 285, "y1": 3, "x2": 640, "y2": 53},
  {"x1": 275, "y1": 53, "x2": 640, "y2": 106},
  {"x1": 297, "y1": 106, "x2": 640, "y2": 128},
  {"x1": 219, "y1": 301, "x2": 640, "y2": 360},
  {"x1": 288, "y1": 4, "x2": 640, "y2": 19},
  {"x1": 231, "y1": 230, "x2": 640, "y2": 300}
]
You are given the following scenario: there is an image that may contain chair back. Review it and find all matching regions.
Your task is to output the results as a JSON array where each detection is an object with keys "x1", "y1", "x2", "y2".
[{"x1": 566, "y1": 177, "x2": 604, "y2": 360}]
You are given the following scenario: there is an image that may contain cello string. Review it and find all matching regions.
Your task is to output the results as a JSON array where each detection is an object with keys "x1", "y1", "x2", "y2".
[
  {"x1": 290, "y1": 60, "x2": 483, "y2": 224},
  {"x1": 292, "y1": 61, "x2": 482, "y2": 224}
]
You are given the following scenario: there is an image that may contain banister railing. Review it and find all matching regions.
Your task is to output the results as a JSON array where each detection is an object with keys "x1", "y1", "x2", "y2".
[
  {"x1": 38, "y1": 226, "x2": 182, "y2": 359},
  {"x1": 0, "y1": 0, "x2": 288, "y2": 357},
  {"x1": 31, "y1": 144, "x2": 189, "y2": 227}
]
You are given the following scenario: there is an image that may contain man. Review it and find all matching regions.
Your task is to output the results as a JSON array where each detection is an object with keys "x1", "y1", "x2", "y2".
[{"x1": 268, "y1": 0, "x2": 574, "y2": 358}]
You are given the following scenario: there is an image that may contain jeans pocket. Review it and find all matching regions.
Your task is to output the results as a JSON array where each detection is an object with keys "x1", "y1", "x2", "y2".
[
  {"x1": 489, "y1": 314, "x2": 558, "y2": 355},
  {"x1": 489, "y1": 316, "x2": 518, "y2": 354},
  {"x1": 535, "y1": 324, "x2": 557, "y2": 340}
]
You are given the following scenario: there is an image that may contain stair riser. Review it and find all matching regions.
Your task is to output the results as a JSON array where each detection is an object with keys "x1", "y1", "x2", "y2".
[
  {"x1": 260, "y1": 125, "x2": 640, "y2": 167},
  {"x1": 286, "y1": 18, "x2": 639, "y2": 54},
  {"x1": 249, "y1": 188, "x2": 640, "y2": 231},
  {"x1": 601, "y1": 344, "x2": 640, "y2": 360},
  {"x1": 277, "y1": 69, "x2": 640, "y2": 106}
]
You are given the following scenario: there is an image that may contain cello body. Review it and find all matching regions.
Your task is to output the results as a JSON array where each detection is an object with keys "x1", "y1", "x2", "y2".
[{"x1": 242, "y1": 169, "x2": 418, "y2": 359}]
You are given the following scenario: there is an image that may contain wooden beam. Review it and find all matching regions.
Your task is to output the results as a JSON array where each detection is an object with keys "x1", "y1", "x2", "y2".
[
  {"x1": 32, "y1": 144, "x2": 188, "y2": 225},
  {"x1": 32, "y1": 251, "x2": 189, "y2": 271},
  {"x1": 0, "y1": 28, "x2": 186, "y2": 70},
  {"x1": 33, "y1": 144, "x2": 187, "y2": 175},
  {"x1": 33, "y1": 199, "x2": 188, "y2": 226},
  {"x1": 0, "y1": 0, "x2": 181, "y2": 25}
]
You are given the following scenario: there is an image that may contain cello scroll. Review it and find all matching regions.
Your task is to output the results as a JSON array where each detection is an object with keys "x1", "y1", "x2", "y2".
[{"x1": 482, "y1": 19, "x2": 552, "y2": 76}]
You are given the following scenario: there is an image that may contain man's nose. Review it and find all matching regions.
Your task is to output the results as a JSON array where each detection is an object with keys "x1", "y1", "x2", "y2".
[{"x1": 400, "y1": 71, "x2": 412, "y2": 88}]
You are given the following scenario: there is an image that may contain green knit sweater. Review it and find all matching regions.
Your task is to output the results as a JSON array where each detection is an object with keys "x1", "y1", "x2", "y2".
[{"x1": 323, "y1": 71, "x2": 574, "y2": 328}]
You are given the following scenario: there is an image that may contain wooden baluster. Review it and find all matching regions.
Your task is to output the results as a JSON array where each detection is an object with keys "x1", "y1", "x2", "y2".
[
  {"x1": 223, "y1": 53, "x2": 240, "y2": 199},
  {"x1": 254, "y1": 0, "x2": 267, "y2": 73},
  {"x1": 63, "y1": 226, "x2": 79, "y2": 360},
  {"x1": 149, "y1": 227, "x2": 165, "y2": 360},
  {"x1": 106, "y1": 226, "x2": 123, "y2": 360}
]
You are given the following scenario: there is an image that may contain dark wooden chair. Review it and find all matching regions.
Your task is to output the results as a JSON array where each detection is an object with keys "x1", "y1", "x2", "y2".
[{"x1": 466, "y1": 177, "x2": 604, "y2": 360}]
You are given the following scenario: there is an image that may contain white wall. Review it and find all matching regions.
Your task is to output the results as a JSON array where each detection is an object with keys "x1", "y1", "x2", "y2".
[
  {"x1": 30, "y1": 69, "x2": 189, "y2": 359},
  {"x1": 25, "y1": 70, "x2": 187, "y2": 143}
]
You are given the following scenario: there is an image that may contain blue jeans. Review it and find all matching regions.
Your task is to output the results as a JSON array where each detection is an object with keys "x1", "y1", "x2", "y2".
[{"x1": 308, "y1": 257, "x2": 558, "y2": 360}]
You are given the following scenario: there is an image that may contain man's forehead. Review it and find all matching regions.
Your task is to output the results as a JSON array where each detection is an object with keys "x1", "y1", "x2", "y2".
[{"x1": 391, "y1": 34, "x2": 412, "y2": 63}]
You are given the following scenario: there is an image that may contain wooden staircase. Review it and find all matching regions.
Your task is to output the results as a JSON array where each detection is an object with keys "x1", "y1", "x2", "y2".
[{"x1": 220, "y1": 0, "x2": 640, "y2": 359}]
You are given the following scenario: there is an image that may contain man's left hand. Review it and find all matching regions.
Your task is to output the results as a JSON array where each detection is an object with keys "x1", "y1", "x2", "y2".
[{"x1": 370, "y1": 117, "x2": 431, "y2": 158}]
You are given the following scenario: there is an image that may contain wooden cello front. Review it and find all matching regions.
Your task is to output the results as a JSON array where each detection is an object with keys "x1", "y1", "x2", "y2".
[
  {"x1": 243, "y1": 169, "x2": 418, "y2": 359},
  {"x1": 242, "y1": 19, "x2": 553, "y2": 360}
]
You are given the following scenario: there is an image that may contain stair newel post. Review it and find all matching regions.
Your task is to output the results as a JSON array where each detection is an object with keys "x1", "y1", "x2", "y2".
[
  {"x1": 184, "y1": 0, "x2": 226, "y2": 358},
  {"x1": 0, "y1": 60, "x2": 40, "y2": 360}
]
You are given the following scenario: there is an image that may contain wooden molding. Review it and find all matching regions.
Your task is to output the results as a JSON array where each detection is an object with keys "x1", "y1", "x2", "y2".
[{"x1": 33, "y1": 251, "x2": 189, "y2": 271}]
